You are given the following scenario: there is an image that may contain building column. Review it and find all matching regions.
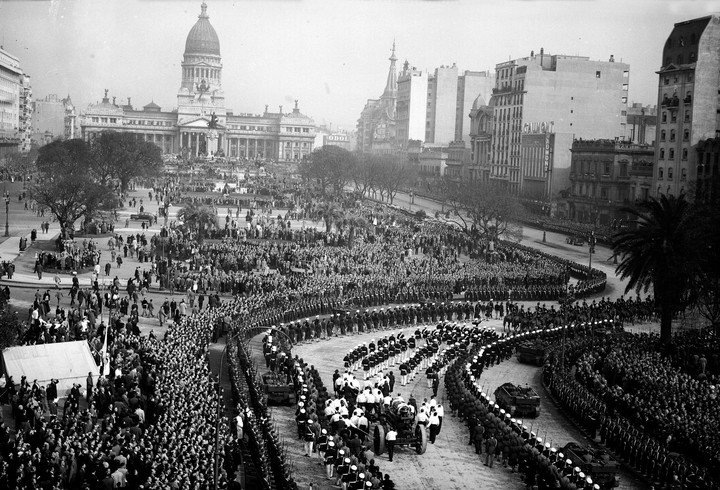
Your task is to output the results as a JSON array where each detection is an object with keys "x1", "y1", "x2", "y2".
[{"x1": 244, "y1": 138, "x2": 249, "y2": 159}]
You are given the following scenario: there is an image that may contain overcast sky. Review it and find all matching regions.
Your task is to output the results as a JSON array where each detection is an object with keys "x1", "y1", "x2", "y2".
[{"x1": 1, "y1": 0, "x2": 718, "y2": 131}]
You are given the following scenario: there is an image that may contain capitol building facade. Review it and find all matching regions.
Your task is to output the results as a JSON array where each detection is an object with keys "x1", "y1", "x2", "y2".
[{"x1": 79, "y1": 2, "x2": 315, "y2": 161}]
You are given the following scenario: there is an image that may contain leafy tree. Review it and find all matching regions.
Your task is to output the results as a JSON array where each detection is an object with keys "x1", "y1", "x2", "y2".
[
  {"x1": 0, "y1": 306, "x2": 23, "y2": 350},
  {"x1": 31, "y1": 139, "x2": 114, "y2": 230},
  {"x1": 177, "y1": 203, "x2": 218, "y2": 239},
  {"x1": 91, "y1": 131, "x2": 163, "y2": 193},
  {"x1": 612, "y1": 194, "x2": 704, "y2": 344},
  {"x1": 440, "y1": 178, "x2": 524, "y2": 242},
  {"x1": 300, "y1": 146, "x2": 356, "y2": 195}
]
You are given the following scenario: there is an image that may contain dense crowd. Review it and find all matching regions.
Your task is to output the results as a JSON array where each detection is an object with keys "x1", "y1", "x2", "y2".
[{"x1": 573, "y1": 332, "x2": 720, "y2": 479}]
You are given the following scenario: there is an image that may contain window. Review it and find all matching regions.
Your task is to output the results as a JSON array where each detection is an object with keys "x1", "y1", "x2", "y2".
[
  {"x1": 668, "y1": 167, "x2": 674, "y2": 179},
  {"x1": 101, "y1": 118, "x2": 108, "y2": 123},
  {"x1": 109, "y1": 118, "x2": 116, "y2": 123},
  {"x1": 570, "y1": 109, "x2": 574, "y2": 114},
  {"x1": 662, "y1": 112, "x2": 667, "y2": 123},
  {"x1": 620, "y1": 163, "x2": 628, "y2": 176},
  {"x1": 683, "y1": 129, "x2": 689, "y2": 141},
  {"x1": 92, "y1": 117, "x2": 98, "y2": 123},
  {"x1": 661, "y1": 130, "x2": 666, "y2": 141},
  {"x1": 604, "y1": 162, "x2": 611, "y2": 175},
  {"x1": 596, "y1": 71, "x2": 601, "y2": 78},
  {"x1": 621, "y1": 96, "x2": 627, "y2": 104},
  {"x1": 681, "y1": 168, "x2": 687, "y2": 181},
  {"x1": 682, "y1": 148, "x2": 688, "y2": 160},
  {"x1": 663, "y1": 77, "x2": 669, "y2": 85},
  {"x1": 671, "y1": 112, "x2": 677, "y2": 123},
  {"x1": 684, "y1": 111, "x2": 690, "y2": 122},
  {"x1": 622, "y1": 84, "x2": 629, "y2": 91},
  {"x1": 621, "y1": 110, "x2": 627, "y2": 116},
  {"x1": 687, "y1": 73, "x2": 693, "y2": 82},
  {"x1": 660, "y1": 148, "x2": 665, "y2": 160},
  {"x1": 659, "y1": 167, "x2": 664, "y2": 179},
  {"x1": 670, "y1": 130, "x2": 676, "y2": 141},
  {"x1": 623, "y1": 70, "x2": 629, "y2": 78},
  {"x1": 669, "y1": 148, "x2": 675, "y2": 160},
  {"x1": 600, "y1": 188, "x2": 608, "y2": 199}
]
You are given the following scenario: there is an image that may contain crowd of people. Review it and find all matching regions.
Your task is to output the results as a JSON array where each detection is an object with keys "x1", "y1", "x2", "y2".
[
  {"x1": 571, "y1": 331, "x2": 720, "y2": 482},
  {"x1": 2, "y1": 166, "x2": 682, "y2": 490}
]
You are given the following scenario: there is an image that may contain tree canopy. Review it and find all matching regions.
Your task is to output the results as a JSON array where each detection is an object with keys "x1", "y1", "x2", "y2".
[
  {"x1": 300, "y1": 145, "x2": 356, "y2": 195},
  {"x1": 440, "y1": 178, "x2": 524, "y2": 242},
  {"x1": 91, "y1": 131, "x2": 163, "y2": 192},
  {"x1": 612, "y1": 194, "x2": 705, "y2": 343},
  {"x1": 31, "y1": 133, "x2": 164, "y2": 230},
  {"x1": 177, "y1": 203, "x2": 218, "y2": 239}
]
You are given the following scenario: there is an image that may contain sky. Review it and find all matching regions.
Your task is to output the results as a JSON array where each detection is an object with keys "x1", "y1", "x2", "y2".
[{"x1": 1, "y1": 0, "x2": 718, "y2": 131}]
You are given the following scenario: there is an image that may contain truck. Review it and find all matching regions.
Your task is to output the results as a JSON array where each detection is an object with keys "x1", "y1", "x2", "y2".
[
  {"x1": 493, "y1": 382, "x2": 541, "y2": 418},
  {"x1": 373, "y1": 400, "x2": 427, "y2": 456},
  {"x1": 562, "y1": 442, "x2": 619, "y2": 489}
]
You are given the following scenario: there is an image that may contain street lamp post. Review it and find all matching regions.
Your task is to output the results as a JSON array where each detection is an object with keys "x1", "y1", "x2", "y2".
[{"x1": 5, "y1": 192, "x2": 10, "y2": 237}]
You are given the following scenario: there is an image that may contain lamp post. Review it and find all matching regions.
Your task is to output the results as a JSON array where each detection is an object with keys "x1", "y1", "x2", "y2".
[{"x1": 4, "y1": 191, "x2": 10, "y2": 237}]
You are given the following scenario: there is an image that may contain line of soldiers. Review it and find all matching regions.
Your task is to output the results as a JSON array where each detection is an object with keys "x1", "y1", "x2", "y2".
[
  {"x1": 544, "y1": 336, "x2": 715, "y2": 488},
  {"x1": 445, "y1": 326, "x2": 606, "y2": 490}
]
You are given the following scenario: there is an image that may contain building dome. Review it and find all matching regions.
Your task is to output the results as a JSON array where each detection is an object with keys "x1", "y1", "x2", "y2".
[{"x1": 184, "y1": 2, "x2": 220, "y2": 56}]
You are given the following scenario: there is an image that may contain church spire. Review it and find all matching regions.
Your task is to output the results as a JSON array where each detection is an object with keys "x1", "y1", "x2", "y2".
[
  {"x1": 199, "y1": 1, "x2": 208, "y2": 19},
  {"x1": 382, "y1": 40, "x2": 397, "y2": 99}
]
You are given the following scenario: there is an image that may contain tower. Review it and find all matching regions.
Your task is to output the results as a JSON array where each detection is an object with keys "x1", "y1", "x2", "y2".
[
  {"x1": 177, "y1": 2, "x2": 226, "y2": 156},
  {"x1": 177, "y1": 2, "x2": 226, "y2": 125}
]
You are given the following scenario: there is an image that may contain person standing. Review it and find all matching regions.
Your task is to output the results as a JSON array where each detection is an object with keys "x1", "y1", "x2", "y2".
[
  {"x1": 428, "y1": 410, "x2": 440, "y2": 444},
  {"x1": 386, "y1": 427, "x2": 397, "y2": 462},
  {"x1": 485, "y1": 433, "x2": 497, "y2": 467},
  {"x1": 86, "y1": 372, "x2": 93, "y2": 403}
]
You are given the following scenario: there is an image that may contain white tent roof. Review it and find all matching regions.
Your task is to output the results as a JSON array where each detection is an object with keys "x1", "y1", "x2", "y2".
[{"x1": 2, "y1": 341, "x2": 100, "y2": 395}]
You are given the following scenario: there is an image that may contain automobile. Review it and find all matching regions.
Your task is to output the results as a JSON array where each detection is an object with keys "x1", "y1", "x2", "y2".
[{"x1": 566, "y1": 235, "x2": 586, "y2": 246}]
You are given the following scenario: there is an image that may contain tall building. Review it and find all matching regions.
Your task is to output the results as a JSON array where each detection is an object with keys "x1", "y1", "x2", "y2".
[
  {"x1": 356, "y1": 43, "x2": 398, "y2": 154},
  {"x1": 468, "y1": 95, "x2": 494, "y2": 181},
  {"x1": 652, "y1": 15, "x2": 720, "y2": 198},
  {"x1": 455, "y1": 70, "x2": 495, "y2": 145},
  {"x1": 489, "y1": 49, "x2": 629, "y2": 194},
  {"x1": 396, "y1": 62, "x2": 428, "y2": 148},
  {"x1": 80, "y1": 2, "x2": 315, "y2": 161},
  {"x1": 567, "y1": 139, "x2": 654, "y2": 224},
  {"x1": 424, "y1": 64, "x2": 494, "y2": 147},
  {"x1": 625, "y1": 103, "x2": 657, "y2": 145},
  {"x1": 0, "y1": 46, "x2": 32, "y2": 159},
  {"x1": 32, "y1": 94, "x2": 77, "y2": 144}
]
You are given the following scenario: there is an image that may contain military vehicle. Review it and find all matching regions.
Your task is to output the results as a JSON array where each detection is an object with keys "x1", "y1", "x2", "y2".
[
  {"x1": 494, "y1": 382, "x2": 541, "y2": 417},
  {"x1": 517, "y1": 340, "x2": 549, "y2": 366},
  {"x1": 262, "y1": 372, "x2": 296, "y2": 406},
  {"x1": 563, "y1": 442, "x2": 619, "y2": 489},
  {"x1": 373, "y1": 400, "x2": 427, "y2": 456}
]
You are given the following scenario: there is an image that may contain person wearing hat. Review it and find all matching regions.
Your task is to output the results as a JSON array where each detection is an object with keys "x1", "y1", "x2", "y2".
[{"x1": 484, "y1": 432, "x2": 498, "y2": 467}]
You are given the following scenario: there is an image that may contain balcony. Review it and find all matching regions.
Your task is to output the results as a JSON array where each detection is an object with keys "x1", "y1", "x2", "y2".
[
  {"x1": 492, "y1": 85, "x2": 514, "y2": 95},
  {"x1": 661, "y1": 95, "x2": 680, "y2": 108}
]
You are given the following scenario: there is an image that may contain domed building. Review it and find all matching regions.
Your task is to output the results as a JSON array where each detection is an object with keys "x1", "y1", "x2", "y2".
[{"x1": 80, "y1": 2, "x2": 315, "y2": 161}]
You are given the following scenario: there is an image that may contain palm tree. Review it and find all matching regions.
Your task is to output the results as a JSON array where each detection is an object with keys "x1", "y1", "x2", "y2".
[
  {"x1": 612, "y1": 194, "x2": 703, "y2": 344},
  {"x1": 177, "y1": 203, "x2": 218, "y2": 239}
]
